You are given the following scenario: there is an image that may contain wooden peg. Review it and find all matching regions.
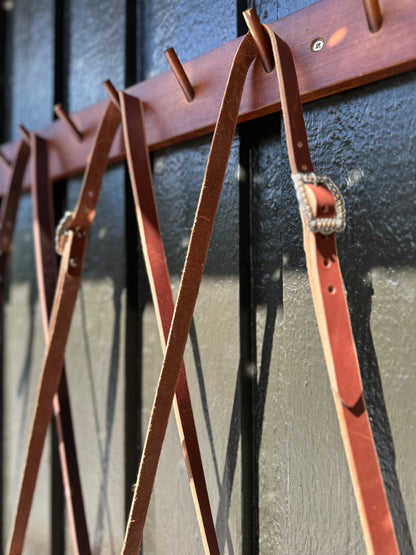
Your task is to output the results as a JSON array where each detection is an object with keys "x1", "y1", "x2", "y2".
[
  {"x1": 103, "y1": 79, "x2": 120, "y2": 108},
  {"x1": 18, "y1": 125, "x2": 31, "y2": 145},
  {"x1": 54, "y1": 103, "x2": 83, "y2": 142},
  {"x1": 243, "y1": 8, "x2": 274, "y2": 73},
  {"x1": 362, "y1": 0, "x2": 383, "y2": 32},
  {"x1": 164, "y1": 47, "x2": 194, "y2": 102},
  {"x1": 0, "y1": 152, "x2": 11, "y2": 168}
]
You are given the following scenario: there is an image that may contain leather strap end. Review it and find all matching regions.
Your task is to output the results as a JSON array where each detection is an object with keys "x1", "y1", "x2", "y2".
[
  {"x1": 59, "y1": 229, "x2": 86, "y2": 278},
  {"x1": 303, "y1": 185, "x2": 363, "y2": 408}
]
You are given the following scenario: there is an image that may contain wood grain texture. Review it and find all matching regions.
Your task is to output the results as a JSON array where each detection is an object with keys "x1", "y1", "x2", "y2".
[{"x1": 0, "y1": 0, "x2": 415, "y2": 195}]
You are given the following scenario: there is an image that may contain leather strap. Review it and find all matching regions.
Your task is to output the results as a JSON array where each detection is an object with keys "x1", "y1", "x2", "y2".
[
  {"x1": 262, "y1": 25, "x2": 398, "y2": 555},
  {"x1": 122, "y1": 32, "x2": 259, "y2": 553},
  {"x1": 0, "y1": 142, "x2": 30, "y2": 550},
  {"x1": 0, "y1": 140, "x2": 30, "y2": 334},
  {"x1": 123, "y1": 26, "x2": 398, "y2": 554},
  {"x1": 119, "y1": 91, "x2": 219, "y2": 554},
  {"x1": 5, "y1": 29, "x2": 398, "y2": 555},
  {"x1": 31, "y1": 133, "x2": 91, "y2": 554},
  {"x1": 7, "y1": 100, "x2": 121, "y2": 555}
]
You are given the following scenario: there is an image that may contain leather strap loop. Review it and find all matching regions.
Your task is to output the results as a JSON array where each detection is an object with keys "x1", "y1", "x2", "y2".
[
  {"x1": 5, "y1": 26, "x2": 398, "y2": 555},
  {"x1": 123, "y1": 25, "x2": 398, "y2": 555},
  {"x1": 262, "y1": 24, "x2": 398, "y2": 554},
  {"x1": 119, "y1": 91, "x2": 219, "y2": 554},
  {"x1": 122, "y1": 32, "x2": 258, "y2": 554},
  {"x1": 30, "y1": 133, "x2": 91, "y2": 554},
  {"x1": 7, "y1": 101, "x2": 120, "y2": 555}
]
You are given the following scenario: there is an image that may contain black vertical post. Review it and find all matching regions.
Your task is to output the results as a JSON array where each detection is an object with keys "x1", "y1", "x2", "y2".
[
  {"x1": 237, "y1": 4, "x2": 258, "y2": 553},
  {"x1": 124, "y1": 0, "x2": 143, "y2": 526},
  {"x1": 51, "y1": 1, "x2": 69, "y2": 551},
  {"x1": 237, "y1": 3, "x2": 260, "y2": 553},
  {"x1": 238, "y1": 119, "x2": 259, "y2": 555}
]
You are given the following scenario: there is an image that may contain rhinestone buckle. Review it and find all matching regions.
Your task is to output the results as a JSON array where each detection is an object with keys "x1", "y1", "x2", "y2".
[
  {"x1": 55, "y1": 211, "x2": 74, "y2": 255},
  {"x1": 291, "y1": 172, "x2": 346, "y2": 235}
]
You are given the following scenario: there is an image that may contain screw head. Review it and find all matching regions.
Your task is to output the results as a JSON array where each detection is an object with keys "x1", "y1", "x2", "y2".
[
  {"x1": 69, "y1": 258, "x2": 78, "y2": 268},
  {"x1": 311, "y1": 38, "x2": 325, "y2": 52}
]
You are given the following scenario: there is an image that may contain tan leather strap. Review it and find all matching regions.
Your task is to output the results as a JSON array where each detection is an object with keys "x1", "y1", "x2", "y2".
[
  {"x1": 122, "y1": 32, "x2": 258, "y2": 554},
  {"x1": 262, "y1": 25, "x2": 398, "y2": 554},
  {"x1": 30, "y1": 133, "x2": 91, "y2": 554},
  {"x1": 7, "y1": 101, "x2": 121, "y2": 555},
  {"x1": 119, "y1": 91, "x2": 219, "y2": 554}
]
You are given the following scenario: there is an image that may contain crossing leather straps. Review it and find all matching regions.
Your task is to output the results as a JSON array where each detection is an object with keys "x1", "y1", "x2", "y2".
[
  {"x1": 7, "y1": 101, "x2": 121, "y2": 555},
  {"x1": 30, "y1": 133, "x2": 91, "y2": 554},
  {"x1": 119, "y1": 92, "x2": 219, "y2": 554},
  {"x1": 123, "y1": 26, "x2": 398, "y2": 555},
  {"x1": 122, "y1": 32, "x2": 259, "y2": 553}
]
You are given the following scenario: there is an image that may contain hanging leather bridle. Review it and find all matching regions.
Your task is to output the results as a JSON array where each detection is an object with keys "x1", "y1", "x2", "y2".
[
  {"x1": 5, "y1": 21, "x2": 398, "y2": 555},
  {"x1": 118, "y1": 91, "x2": 219, "y2": 554},
  {"x1": 7, "y1": 98, "x2": 218, "y2": 552},
  {"x1": 30, "y1": 132, "x2": 91, "y2": 553},
  {"x1": 7, "y1": 101, "x2": 121, "y2": 555},
  {"x1": 122, "y1": 26, "x2": 399, "y2": 555},
  {"x1": 262, "y1": 25, "x2": 399, "y2": 554},
  {"x1": 1, "y1": 140, "x2": 90, "y2": 553}
]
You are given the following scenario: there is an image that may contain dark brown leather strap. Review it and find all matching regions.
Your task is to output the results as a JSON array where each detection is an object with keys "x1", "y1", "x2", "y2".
[
  {"x1": 7, "y1": 101, "x2": 121, "y2": 555},
  {"x1": 31, "y1": 133, "x2": 91, "y2": 554},
  {"x1": 263, "y1": 25, "x2": 398, "y2": 554},
  {"x1": 122, "y1": 32, "x2": 258, "y2": 554},
  {"x1": 119, "y1": 91, "x2": 219, "y2": 554}
]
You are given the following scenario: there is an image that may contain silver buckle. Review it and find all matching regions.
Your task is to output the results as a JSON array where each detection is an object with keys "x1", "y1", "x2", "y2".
[
  {"x1": 55, "y1": 211, "x2": 74, "y2": 255},
  {"x1": 291, "y1": 172, "x2": 346, "y2": 235}
]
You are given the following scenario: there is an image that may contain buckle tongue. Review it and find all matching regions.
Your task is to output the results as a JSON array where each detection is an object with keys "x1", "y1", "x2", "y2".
[
  {"x1": 55, "y1": 211, "x2": 74, "y2": 255},
  {"x1": 291, "y1": 172, "x2": 346, "y2": 235}
]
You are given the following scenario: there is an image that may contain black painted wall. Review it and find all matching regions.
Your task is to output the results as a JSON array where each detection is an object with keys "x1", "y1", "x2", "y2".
[{"x1": 0, "y1": 0, "x2": 415, "y2": 553}]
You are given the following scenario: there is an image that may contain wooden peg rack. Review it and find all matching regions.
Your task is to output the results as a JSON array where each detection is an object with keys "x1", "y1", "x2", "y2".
[{"x1": 0, "y1": 0, "x2": 415, "y2": 196}]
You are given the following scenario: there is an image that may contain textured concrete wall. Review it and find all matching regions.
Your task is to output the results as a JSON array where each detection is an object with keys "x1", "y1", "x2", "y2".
[{"x1": 0, "y1": 0, "x2": 415, "y2": 553}]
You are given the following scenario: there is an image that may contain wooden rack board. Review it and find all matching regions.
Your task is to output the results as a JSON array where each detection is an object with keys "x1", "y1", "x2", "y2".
[{"x1": 0, "y1": 0, "x2": 415, "y2": 196}]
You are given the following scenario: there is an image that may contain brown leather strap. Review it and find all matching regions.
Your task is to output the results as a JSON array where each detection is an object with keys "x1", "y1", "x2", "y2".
[
  {"x1": 0, "y1": 142, "x2": 30, "y2": 254},
  {"x1": 262, "y1": 25, "x2": 398, "y2": 554},
  {"x1": 123, "y1": 25, "x2": 398, "y2": 554},
  {"x1": 119, "y1": 91, "x2": 219, "y2": 554},
  {"x1": 122, "y1": 32, "x2": 258, "y2": 554},
  {"x1": 31, "y1": 133, "x2": 91, "y2": 554},
  {"x1": 7, "y1": 101, "x2": 121, "y2": 555},
  {"x1": 0, "y1": 143, "x2": 30, "y2": 550},
  {"x1": 0, "y1": 141, "x2": 30, "y2": 327}
]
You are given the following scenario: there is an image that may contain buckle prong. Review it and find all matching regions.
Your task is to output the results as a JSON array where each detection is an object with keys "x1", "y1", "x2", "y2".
[{"x1": 55, "y1": 211, "x2": 74, "y2": 255}]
